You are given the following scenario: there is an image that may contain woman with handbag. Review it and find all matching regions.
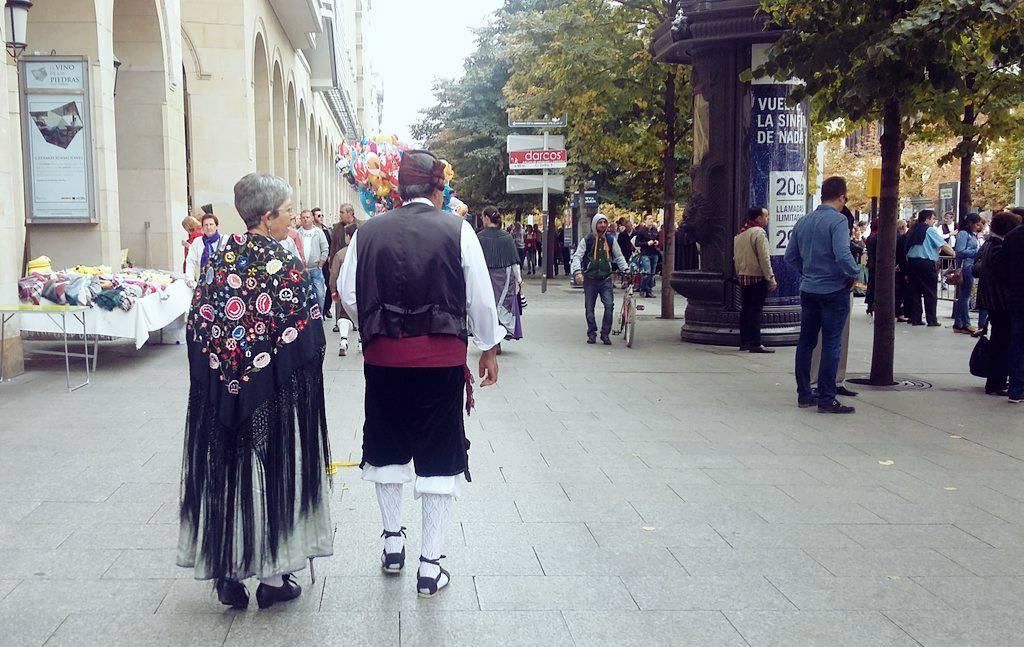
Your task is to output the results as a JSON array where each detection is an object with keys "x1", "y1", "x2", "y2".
[
  {"x1": 974, "y1": 211, "x2": 1023, "y2": 395},
  {"x1": 953, "y1": 213, "x2": 984, "y2": 334}
]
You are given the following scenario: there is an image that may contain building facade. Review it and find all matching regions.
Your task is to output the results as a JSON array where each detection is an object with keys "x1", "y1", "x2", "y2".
[{"x1": 1, "y1": 0, "x2": 377, "y2": 376}]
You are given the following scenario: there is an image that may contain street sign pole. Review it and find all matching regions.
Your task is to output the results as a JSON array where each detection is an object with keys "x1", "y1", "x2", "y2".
[{"x1": 542, "y1": 130, "x2": 549, "y2": 293}]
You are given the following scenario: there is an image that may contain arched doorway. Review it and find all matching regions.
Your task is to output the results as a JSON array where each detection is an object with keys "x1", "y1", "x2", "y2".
[
  {"x1": 112, "y1": 0, "x2": 185, "y2": 269},
  {"x1": 298, "y1": 98, "x2": 309, "y2": 209},
  {"x1": 252, "y1": 33, "x2": 271, "y2": 173},
  {"x1": 272, "y1": 62, "x2": 286, "y2": 178}
]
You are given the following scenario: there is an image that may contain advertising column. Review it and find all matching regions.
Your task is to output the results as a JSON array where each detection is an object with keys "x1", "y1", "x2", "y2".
[{"x1": 748, "y1": 44, "x2": 809, "y2": 306}]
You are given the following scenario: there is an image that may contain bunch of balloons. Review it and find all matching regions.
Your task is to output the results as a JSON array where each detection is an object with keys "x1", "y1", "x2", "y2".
[{"x1": 337, "y1": 136, "x2": 463, "y2": 217}]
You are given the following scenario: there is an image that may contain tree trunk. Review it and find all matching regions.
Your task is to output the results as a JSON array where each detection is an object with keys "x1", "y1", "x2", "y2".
[
  {"x1": 869, "y1": 97, "x2": 904, "y2": 386},
  {"x1": 660, "y1": 70, "x2": 677, "y2": 319},
  {"x1": 957, "y1": 85, "x2": 977, "y2": 219}
]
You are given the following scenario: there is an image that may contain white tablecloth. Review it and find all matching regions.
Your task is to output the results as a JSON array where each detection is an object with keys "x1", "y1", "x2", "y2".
[{"x1": 19, "y1": 281, "x2": 193, "y2": 349}]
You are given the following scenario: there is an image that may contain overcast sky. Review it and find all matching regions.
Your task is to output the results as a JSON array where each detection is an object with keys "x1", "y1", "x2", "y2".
[{"x1": 370, "y1": 0, "x2": 505, "y2": 144}]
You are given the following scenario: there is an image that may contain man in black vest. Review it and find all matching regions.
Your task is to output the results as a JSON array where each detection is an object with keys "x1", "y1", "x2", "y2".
[
  {"x1": 337, "y1": 150, "x2": 502, "y2": 598},
  {"x1": 571, "y1": 213, "x2": 630, "y2": 345}
]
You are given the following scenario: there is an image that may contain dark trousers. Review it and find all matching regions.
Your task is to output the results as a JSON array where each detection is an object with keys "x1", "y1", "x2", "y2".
[
  {"x1": 988, "y1": 310, "x2": 1012, "y2": 394},
  {"x1": 795, "y1": 288, "x2": 851, "y2": 406},
  {"x1": 323, "y1": 267, "x2": 333, "y2": 314},
  {"x1": 895, "y1": 271, "x2": 906, "y2": 317},
  {"x1": 1008, "y1": 311, "x2": 1024, "y2": 400},
  {"x1": 739, "y1": 280, "x2": 769, "y2": 348},
  {"x1": 905, "y1": 258, "x2": 939, "y2": 325},
  {"x1": 583, "y1": 277, "x2": 615, "y2": 337},
  {"x1": 561, "y1": 248, "x2": 572, "y2": 275}
]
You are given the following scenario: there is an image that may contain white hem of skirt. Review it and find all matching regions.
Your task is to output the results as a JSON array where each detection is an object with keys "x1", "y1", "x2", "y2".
[{"x1": 361, "y1": 460, "x2": 464, "y2": 498}]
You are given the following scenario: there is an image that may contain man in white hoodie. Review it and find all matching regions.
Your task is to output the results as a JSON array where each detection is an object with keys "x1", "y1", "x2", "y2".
[{"x1": 570, "y1": 213, "x2": 630, "y2": 345}]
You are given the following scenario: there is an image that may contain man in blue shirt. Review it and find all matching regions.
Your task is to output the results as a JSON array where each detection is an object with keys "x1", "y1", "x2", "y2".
[
  {"x1": 904, "y1": 209, "x2": 955, "y2": 327},
  {"x1": 784, "y1": 176, "x2": 863, "y2": 414}
]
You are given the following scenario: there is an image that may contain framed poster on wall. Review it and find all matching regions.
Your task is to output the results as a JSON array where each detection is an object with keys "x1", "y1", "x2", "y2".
[{"x1": 19, "y1": 55, "x2": 97, "y2": 224}]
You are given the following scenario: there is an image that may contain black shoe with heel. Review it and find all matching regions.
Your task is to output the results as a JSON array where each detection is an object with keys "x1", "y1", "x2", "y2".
[
  {"x1": 215, "y1": 578, "x2": 249, "y2": 610},
  {"x1": 417, "y1": 555, "x2": 450, "y2": 598},
  {"x1": 255, "y1": 574, "x2": 302, "y2": 609},
  {"x1": 381, "y1": 527, "x2": 407, "y2": 574}
]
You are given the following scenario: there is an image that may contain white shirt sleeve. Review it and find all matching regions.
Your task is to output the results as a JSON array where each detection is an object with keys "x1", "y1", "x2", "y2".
[
  {"x1": 512, "y1": 264, "x2": 522, "y2": 284},
  {"x1": 461, "y1": 220, "x2": 503, "y2": 351},
  {"x1": 185, "y1": 238, "x2": 204, "y2": 282},
  {"x1": 339, "y1": 230, "x2": 359, "y2": 326}
]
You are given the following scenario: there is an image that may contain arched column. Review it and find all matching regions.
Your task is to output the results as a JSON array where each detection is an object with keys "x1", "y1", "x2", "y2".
[
  {"x1": 272, "y1": 62, "x2": 286, "y2": 179},
  {"x1": 287, "y1": 83, "x2": 299, "y2": 201},
  {"x1": 111, "y1": 0, "x2": 187, "y2": 270},
  {"x1": 252, "y1": 33, "x2": 271, "y2": 173}
]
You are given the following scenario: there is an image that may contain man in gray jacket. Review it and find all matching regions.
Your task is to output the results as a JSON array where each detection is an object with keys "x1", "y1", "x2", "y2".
[
  {"x1": 299, "y1": 209, "x2": 330, "y2": 310},
  {"x1": 571, "y1": 213, "x2": 630, "y2": 345}
]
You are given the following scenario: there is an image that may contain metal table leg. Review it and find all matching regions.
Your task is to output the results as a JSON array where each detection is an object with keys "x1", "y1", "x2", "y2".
[{"x1": 0, "y1": 312, "x2": 11, "y2": 383}]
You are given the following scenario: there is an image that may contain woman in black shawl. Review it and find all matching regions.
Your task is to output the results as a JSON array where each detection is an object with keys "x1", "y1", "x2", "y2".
[
  {"x1": 477, "y1": 206, "x2": 523, "y2": 346},
  {"x1": 178, "y1": 173, "x2": 333, "y2": 610}
]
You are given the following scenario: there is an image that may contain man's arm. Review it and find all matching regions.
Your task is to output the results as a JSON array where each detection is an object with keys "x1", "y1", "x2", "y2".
[
  {"x1": 611, "y1": 236, "x2": 630, "y2": 272},
  {"x1": 569, "y1": 237, "x2": 588, "y2": 275},
  {"x1": 316, "y1": 229, "x2": 329, "y2": 265},
  {"x1": 832, "y1": 220, "x2": 862, "y2": 279},
  {"x1": 783, "y1": 225, "x2": 801, "y2": 272},
  {"x1": 755, "y1": 229, "x2": 776, "y2": 283},
  {"x1": 338, "y1": 230, "x2": 359, "y2": 325}
]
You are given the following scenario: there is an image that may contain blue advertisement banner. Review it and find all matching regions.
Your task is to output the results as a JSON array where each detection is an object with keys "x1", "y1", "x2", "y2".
[{"x1": 748, "y1": 83, "x2": 808, "y2": 305}]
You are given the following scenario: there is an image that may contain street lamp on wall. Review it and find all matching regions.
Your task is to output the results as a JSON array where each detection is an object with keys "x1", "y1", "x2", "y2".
[{"x1": 4, "y1": 0, "x2": 32, "y2": 59}]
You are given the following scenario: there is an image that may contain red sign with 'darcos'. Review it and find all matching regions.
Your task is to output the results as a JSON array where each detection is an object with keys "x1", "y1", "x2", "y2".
[{"x1": 508, "y1": 149, "x2": 568, "y2": 170}]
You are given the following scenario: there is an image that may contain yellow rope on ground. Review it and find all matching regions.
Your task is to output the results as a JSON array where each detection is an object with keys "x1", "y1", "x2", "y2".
[{"x1": 327, "y1": 461, "x2": 360, "y2": 475}]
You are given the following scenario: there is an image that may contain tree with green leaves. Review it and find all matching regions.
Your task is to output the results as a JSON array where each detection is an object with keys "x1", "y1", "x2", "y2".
[
  {"x1": 411, "y1": 1, "x2": 543, "y2": 212},
  {"x1": 754, "y1": 0, "x2": 1024, "y2": 386},
  {"x1": 912, "y1": 22, "x2": 1024, "y2": 217},
  {"x1": 505, "y1": 0, "x2": 691, "y2": 317}
]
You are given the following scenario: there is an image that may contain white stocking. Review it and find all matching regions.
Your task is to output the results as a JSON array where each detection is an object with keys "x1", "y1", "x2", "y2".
[
  {"x1": 338, "y1": 318, "x2": 353, "y2": 340},
  {"x1": 419, "y1": 493, "x2": 453, "y2": 580},
  {"x1": 259, "y1": 574, "x2": 283, "y2": 587},
  {"x1": 376, "y1": 483, "x2": 404, "y2": 553}
]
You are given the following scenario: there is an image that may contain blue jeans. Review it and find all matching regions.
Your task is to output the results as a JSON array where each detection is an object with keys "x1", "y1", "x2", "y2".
[
  {"x1": 795, "y1": 288, "x2": 851, "y2": 406},
  {"x1": 583, "y1": 277, "x2": 615, "y2": 337},
  {"x1": 1008, "y1": 311, "x2": 1024, "y2": 400},
  {"x1": 953, "y1": 263, "x2": 975, "y2": 329},
  {"x1": 638, "y1": 255, "x2": 656, "y2": 294},
  {"x1": 307, "y1": 267, "x2": 326, "y2": 312}
]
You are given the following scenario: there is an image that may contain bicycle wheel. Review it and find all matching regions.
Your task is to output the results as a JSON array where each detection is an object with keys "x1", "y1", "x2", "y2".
[{"x1": 624, "y1": 298, "x2": 637, "y2": 348}]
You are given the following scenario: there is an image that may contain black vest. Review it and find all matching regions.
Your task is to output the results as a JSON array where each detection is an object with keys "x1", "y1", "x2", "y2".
[{"x1": 355, "y1": 202, "x2": 468, "y2": 344}]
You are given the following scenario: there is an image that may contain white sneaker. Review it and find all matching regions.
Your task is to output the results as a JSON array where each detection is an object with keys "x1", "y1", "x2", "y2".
[{"x1": 338, "y1": 339, "x2": 348, "y2": 357}]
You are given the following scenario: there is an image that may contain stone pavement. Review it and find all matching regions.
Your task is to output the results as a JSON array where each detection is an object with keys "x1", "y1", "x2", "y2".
[{"x1": 1, "y1": 278, "x2": 1023, "y2": 646}]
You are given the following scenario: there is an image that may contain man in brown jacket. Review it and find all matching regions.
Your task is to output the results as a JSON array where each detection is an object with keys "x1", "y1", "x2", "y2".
[{"x1": 734, "y1": 206, "x2": 777, "y2": 353}]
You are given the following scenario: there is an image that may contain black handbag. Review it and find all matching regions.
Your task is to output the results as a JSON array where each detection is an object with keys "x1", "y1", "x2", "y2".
[{"x1": 969, "y1": 330, "x2": 991, "y2": 378}]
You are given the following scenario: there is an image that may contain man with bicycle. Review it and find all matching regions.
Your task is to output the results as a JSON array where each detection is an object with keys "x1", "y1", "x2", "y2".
[{"x1": 572, "y1": 213, "x2": 630, "y2": 345}]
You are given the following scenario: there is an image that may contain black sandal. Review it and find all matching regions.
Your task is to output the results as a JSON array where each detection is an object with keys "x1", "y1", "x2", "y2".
[
  {"x1": 417, "y1": 555, "x2": 450, "y2": 598},
  {"x1": 381, "y1": 527, "x2": 407, "y2": 574}
]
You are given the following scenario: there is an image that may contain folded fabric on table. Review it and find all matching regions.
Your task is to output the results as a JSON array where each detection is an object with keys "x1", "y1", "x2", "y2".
[
  {"x1": 94, "y1": 289, "x2": 123, "y2": 311},
  {"x1": 18, "y1": 274, "x2": 47, "y2": 305}
]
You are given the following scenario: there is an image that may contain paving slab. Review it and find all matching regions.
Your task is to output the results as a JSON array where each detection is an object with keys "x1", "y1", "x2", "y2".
[
  {"x1": 2, "y1": 282, "x2": 1023, "y2": 643},
  {"x1": 885, "y1": 609, "x2": 1024, "y2": 647},
  {"x1": 562, "y1": 610, "x2": 747, "y2": 646},
  {"x1": 726, "y1": 610, "x2": 918, "y2": 647},
  {"x1": 400, "y1": 611, "x2": 574, "y2": 647}
]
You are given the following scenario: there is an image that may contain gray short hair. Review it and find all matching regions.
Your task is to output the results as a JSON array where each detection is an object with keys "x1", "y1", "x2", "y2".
[
  {"x1": 399, "y1": 183, "x2": 435, "y2": 201},
  {"x1": 234, "y1": 173, "x2": 292, "y2": 229}
]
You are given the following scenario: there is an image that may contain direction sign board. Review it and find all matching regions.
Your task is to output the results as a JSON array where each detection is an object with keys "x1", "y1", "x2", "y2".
[
  {"x1": 506, "y1": 175, "x2": 565, "y2": 195},
  {"x1": 507, "y1": 134, "x2": 565, "y2": 152},
  {"x1": 509, "y1": 149, "x2": 568, "y2": 170}
]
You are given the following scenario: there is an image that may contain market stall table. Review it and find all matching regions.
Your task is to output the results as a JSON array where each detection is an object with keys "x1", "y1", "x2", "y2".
[
  {"x1": 0, "y1": 304, "x2": 92, "y2": 392},
  {"x1": 18, "y1": 279, "x2": 193, "y2": 354}
]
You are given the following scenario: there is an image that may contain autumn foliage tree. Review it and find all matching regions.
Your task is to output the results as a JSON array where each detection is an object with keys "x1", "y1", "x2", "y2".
[{"x1": 754, "y1": 0, "x2": 1024, "y2": 386}]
